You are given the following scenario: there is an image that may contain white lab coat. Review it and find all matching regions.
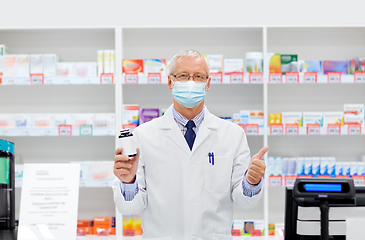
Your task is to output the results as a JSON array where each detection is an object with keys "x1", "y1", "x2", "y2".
[{"x1": 113, "y1": 105, "x2": 262, "y2": 240}]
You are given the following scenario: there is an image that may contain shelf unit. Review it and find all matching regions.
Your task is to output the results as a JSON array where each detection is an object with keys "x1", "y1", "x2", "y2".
[{"x1": 1, "y1": 25, "x2": 365, "y2": 239}]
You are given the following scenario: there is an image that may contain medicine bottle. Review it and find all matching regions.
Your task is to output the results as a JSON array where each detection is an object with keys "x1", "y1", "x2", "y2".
[
  {"x1": 118, "y1": 129, "x2": 137, "y2": 157},
  {"x1": 0, "y1": 139, "x2": 15, "y2": 230}
]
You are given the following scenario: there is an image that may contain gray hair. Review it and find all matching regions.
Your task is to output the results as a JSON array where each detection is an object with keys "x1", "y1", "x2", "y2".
[{"x1": 169, "y1": 49, "x2": 210, "y2": 75}]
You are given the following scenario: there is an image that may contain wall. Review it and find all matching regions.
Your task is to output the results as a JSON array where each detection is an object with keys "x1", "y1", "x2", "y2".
[{"x1": 1, "y1": 0, "x2": 365, "y2": 28}]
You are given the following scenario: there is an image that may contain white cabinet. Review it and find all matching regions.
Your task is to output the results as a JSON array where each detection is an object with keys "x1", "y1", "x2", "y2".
[
  {"x1": 0, "y1": 28, "x2": 118, "y2": 221},
  {"x1": 2, "y1": 25, "x2": 365, "y2": 239}
]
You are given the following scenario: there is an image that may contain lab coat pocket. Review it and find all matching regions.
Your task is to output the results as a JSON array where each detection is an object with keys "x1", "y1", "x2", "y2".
[
  {"x1": 212, "y1": 233, "x2": 232, "y2": 240},
  {"x1": 205, "y1": 156, "x2": 232, "y2": 194}
]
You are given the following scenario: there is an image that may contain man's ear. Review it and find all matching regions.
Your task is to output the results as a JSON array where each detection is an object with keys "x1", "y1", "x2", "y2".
[{"x1": 168, "y1": 75, "x2": 173, "y2": 90}]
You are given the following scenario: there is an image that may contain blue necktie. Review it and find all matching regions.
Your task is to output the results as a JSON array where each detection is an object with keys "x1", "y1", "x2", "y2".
[{"x1": 185, "y1": 120, "x2": 196, "y2": 151}]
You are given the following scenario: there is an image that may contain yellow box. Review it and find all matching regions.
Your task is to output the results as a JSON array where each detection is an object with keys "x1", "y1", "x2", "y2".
[{"x1": 269, "y1": 113, "x2": 281, "y2": 125}]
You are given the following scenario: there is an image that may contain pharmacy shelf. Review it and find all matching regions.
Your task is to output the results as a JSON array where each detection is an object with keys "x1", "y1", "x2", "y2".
[
  {"x1": 1, "y1": 76, "x2": 113, "y2": 85},
  {"x1": 121, "y1": 75, "x2": 264, "y2": 84},
  {"x1": 267, "y1": 125, "x2": 364, "y2": 136},
  {"x1": 268, "y1": 74, "x2": 365, "y2": 84},
  {"x1": 76, "y1": 236, "x2": 116, "y2": 240},
  {"x1": 0, "y1": 127, "x2": 115, "y2": 136},
  {"x1": 90, "y1": 236, "x2": 283, "y2": 240}
]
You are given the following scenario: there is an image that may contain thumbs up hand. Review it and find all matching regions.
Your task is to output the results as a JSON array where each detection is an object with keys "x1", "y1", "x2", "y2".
[{"x1": 245, "y1": 146, "x2": 269, "y2": 185}]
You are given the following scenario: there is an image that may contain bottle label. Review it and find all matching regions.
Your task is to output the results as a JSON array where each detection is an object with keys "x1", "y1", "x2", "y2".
[
  {"x1": 0, "y1": 157, "x2": 10, "y2": 184},
  {"x1": 119, "y1": 136, "x2": 137, "y2": 157}
]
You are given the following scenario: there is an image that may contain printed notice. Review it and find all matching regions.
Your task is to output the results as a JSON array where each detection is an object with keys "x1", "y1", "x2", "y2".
[{"x1": 18, "y1": 164, "x2": 80, "y2": 240}]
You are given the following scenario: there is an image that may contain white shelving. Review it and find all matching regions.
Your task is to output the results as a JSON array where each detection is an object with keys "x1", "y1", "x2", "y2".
[{"x1": 2, "y1": 25, "x2": 365, "y2": 239}]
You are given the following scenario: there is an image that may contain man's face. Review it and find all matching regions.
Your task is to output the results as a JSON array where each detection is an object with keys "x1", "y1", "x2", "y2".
[{"x1": 168, "y1": 56, "x2": 210, "y2": 90}]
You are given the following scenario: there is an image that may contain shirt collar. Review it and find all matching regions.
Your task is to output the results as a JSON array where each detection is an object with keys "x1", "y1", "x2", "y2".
[{"x1": 172, "y1": 105, "x2": 205, "y2": 128}]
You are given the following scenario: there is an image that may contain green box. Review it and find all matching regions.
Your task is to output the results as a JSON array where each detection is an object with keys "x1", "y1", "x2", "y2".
[{"x1": 281, "y1": 54, "x2": 298, "y2": 74}]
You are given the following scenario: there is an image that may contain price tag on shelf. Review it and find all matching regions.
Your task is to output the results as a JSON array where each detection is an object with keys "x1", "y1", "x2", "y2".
[
  {"x1": 4, "y1": 78, "x2": 15, "y2": 85},
  {"x1": 249, "y1": 72, "x2": 263, "y2": 83},
  {"x1": 352, "y1": 176, "x2": 365, "y2": 186},
  {"x1": 303, "y1": 72, "x2": 317, "y2": 83},
  {"x1": 58, "y1": 125, "x2": 72, "y2": 136},
  {"x1": 20, "y1": 129, "x2": 30, "y2": 136},
  {"x1": 269, "y1": 176, "x2": 282, "y2": 187},
  {"x1": 125, "y1": 73, "x2": 138, "y2": 84},
  {"x1": 245, "y1": 124, "x2": 259, "y2": 135},
  {"x1": 251, "y1": 230, "x2": 262, "y2": 236},
  {"x1": 270, "y1": 124, "x2": 283, "y2": 135},
  {"x1": 354, "y1": 72, "x2": 365, "y2": 83},
  {"x1": 286, "y1": 72, "x2": 299, "y2": 83},
  {"x1": 231, "y1": 230, "x2": 241, "y2": 236},
  {"x1": 44, "y1": 129, "x2": 52, "y2": 136},
  {"x1": 284, "y1": 175, "x2": 297, "y2": 186},
  {"x1": 80, "y1": 125, "x2": 93, "y2": 136},
  {"x1": 327, "y1": 72, "x2": 341, "y2": 83},
  {"x1": 30, "y1": 74, "x2": 44, "y2": 85},
  {"x1": 123, "y1": 229, "x2": 135, "y2": 236},
  {"x1": 210, "y1": 72, "x2": 223, "y2": 84},
  {"x1": 327, "y1": 124, "x2": 341, "y2": 135},
  {"x1": 0, "y1": 74, "x2": 2, "y2": 84},
  {"x1": 63, "y1": 78, "x2": 72, "y2": 84},
  {"x1": 318, "y1": 175, "x2": 332, "y2": 178},
  {"x1": 230, "y1": 73, "x2": 243, "y2": 83},
  {"x1": 285, "y1": 124, "x2": 299, "y2": 135},
  {"x1": 147, "y1": 73, "x2": 161, "y2": 84},
  {"x1": 348, "y1": 124, "x2": 361, "y2": 135},
  {"x1": 269, "y1": 73, "x2": 282, "y2": 83},
  {"x1": 336, "y1": 175, "x2": 350, "y2": 179},
  {"x1": 307, "y1": 123, "x2": 320, "y2": 135},
  {"x1": 0, "y1": 129, "x2": 8, "y2": 136},
  {"x1": 101, "y1": 73, "x2": 114, "y2": 84}
]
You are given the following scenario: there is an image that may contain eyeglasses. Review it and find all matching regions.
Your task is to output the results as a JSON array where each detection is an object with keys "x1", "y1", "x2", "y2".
[{"x1": 170, "y1": 73, "x2": 209, "y2": 82}]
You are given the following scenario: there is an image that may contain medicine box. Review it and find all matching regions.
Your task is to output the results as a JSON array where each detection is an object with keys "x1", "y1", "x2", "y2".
[
  {"x1": 344, "y1": 114, "x2": 363, "y2": 125},
  {"x1": 16, "y1": 55, "x2": 30, "y2": 77},
  {"x1": 4, "y1": 55, "x2": 17, "y2": 77},
  {"x1": 57, "y1": 62, "x2": 77, "y2": 77},
  {"x1": 144, "y1": 59, "x2": 167, "y2": 76},
  {"x1": 267, "y1": 53, "x2": 281, "y2": 73},
  {"x1": 224, "y1": 59, "x2": 244, "y2": 75},
  {"x1": 322, "y1": 112, "x2": 344, "y2": 127},
  {"x1": 97, "y1": 50, "x2": 104, "y2": 76},
  {"x1": 94, "y1": 113, "x2": 115, "y2": 128},
  {"x1": 103, "y1": 50, "x2": 111, "y2": 74},
  {"x1": 249, "y1": 110, "x2": 264, "y2": 127},
  {"x1": 76, "y1": 62, "x2": 97, "y2": 77},
  {"x1": 123, "y1": 105, "x2": 140, "y2": 127},
  {"x1": 302, "y1": 60, "x2": 322, "y2": 74},
  {"x1": 0, "y1": 114, "x2": 15, "y2": 128},
  {"x1": 312, "y1": 157, "x2": 320, "y2": 176},
  {"x1": 14, "y1": 114, "x2": 34, "y2": 128},
  {"x1": 281, "y1": 112, "x2": 302, "y2": 126},
  {"x1": 122, "y1": 59, "x2": 144, "y2": 76},
  {"x1": 269, "y1": 113, "x2": 282, "y2": 125},
  {"x1": 207, "y1": 55, "x2": 223, "y2": 72},
  {"x1": 73, "y1": 114, "x2": 94, "y2": 127},
  {"x1": 30, "y1": 54, "x2": 43, "y2": 74},
  {"x1": 0, "y1": 45, "x2": 7, "y2": 56},
  {"x1": 140, "y1": 108, "x2": 160, "y2": 125},
  {"x1": 302, "y1": 112, "x2": 323, "y2": 127},
  {"x1": 43, "y1": 54, "x2": 59, "y2": 77},
  {"x1": 344, "y1": 104, "x2": 364, "y2": 117},
  {"x1": 34, "y1": 114, "x2": 55, "y2": 128},
  {"x1": 323, "y1": 60, "x2": 348, "y2": 75},
  {"x1": 239, "y1": 110, "x2": 249, "y2": 124},
  {"x1": 54, "y1": 114, "x2": 74, "y2": 127},
  {"x1": 281, "y1": 55, "x2": 298, "y2": 74}
]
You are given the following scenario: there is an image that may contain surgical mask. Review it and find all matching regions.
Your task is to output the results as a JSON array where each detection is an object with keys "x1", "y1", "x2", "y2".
[{"x1": 172, "y1": 81, "x2": 207, "y2": 108}]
